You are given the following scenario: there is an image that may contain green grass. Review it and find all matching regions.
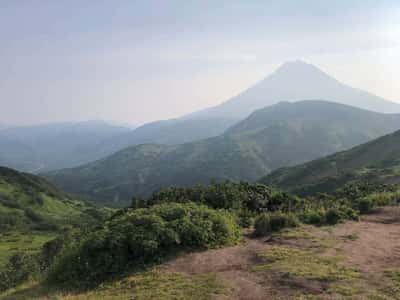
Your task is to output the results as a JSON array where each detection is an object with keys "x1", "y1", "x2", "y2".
[
  {"x1": 340, "y1": 233, "x2": 359, "y2": 241},
  {"x1": 276, "y1": 227, "x2": 315, "y2": 240},
  {"x1": 0, "y1": 231, "x2": 56, "y2": 268},
  {"x1": 255, "y1": 246, "x2": 360, "y2": 282},
  {"x1": 0, "y1": 270, "x2": 225, "y2": 300},
  {"x1": 370, "y1": 269, "x2": 400, "y2": 300}
]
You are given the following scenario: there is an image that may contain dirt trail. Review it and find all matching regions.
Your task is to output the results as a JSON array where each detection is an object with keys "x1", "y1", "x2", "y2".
[
  {"x1": 330, "y1": 207, "x2": 400, "y2": 273},
  {"x1": 162, "y1": 207, "x2": 400, "y2": 299}
]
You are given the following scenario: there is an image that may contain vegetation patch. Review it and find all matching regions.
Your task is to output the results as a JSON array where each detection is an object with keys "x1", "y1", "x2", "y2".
[
  {"x1": 255, "y1": 246, "x2": 360, "y2": 283},
  {"x1": 47, "y1": 202, "x2": 241, "y2": 288},
  {"x1": 254, "y1": 212, "x2": 299, "y2": 236},
  {"x1": 369, "y1": 269, "x2": 400, "y2": 299},
  {"x1": 277, "y1": 226, "x2": 315, "y2": 240},
  {"x1": 0, "y1": 270, "x2": 225, "y2": 300},
  {"x1": 0, "y1": 232, "x2": 56, "y2": 268}
]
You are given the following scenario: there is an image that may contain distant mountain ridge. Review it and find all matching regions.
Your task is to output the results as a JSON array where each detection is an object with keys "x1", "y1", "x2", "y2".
[
  {"x1": 2, "y1": 60, "x2": 400, "y2": 173},
  {"x1": 261, "y1": 129, "x2": 400, "y2": 195},
  {"x1": 0, "y1": 121, "x2": 130, "y2": 172},
  {"x1": 45, "y1": 100, "x2": 400, "y2": 206},
  {"x1": 76, "y1": 60, "x2": 400, "y2": 159}
]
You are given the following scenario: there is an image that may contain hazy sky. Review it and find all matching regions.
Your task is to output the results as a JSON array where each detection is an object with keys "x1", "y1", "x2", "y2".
[{"x1": 1, "y1": 0, "x2": 400, "y2": 126}]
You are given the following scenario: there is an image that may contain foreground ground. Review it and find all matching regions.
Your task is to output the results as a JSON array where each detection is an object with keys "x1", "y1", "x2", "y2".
[{"x1": 2, "y1": 207, "x2": 400, "y2": 299}]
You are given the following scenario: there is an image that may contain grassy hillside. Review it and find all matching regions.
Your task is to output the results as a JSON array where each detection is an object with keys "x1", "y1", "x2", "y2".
[
  {"x1": 0, "y1": 166, "x2": 109, "y2": 267},
  {"x1": 45, "y1": 101, "x2": 400, "y2": 206},
  {"x1": 2, "y1": 179, "x2": 400, "y2": 299},
  {"x1": 261, "y1": 129, "x2": 400, "y2": 195}
]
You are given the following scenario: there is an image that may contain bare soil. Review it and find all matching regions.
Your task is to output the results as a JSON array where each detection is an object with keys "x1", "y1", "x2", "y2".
[{"x1": 161, "y1": 207, "x2": 400, "y2": 299}]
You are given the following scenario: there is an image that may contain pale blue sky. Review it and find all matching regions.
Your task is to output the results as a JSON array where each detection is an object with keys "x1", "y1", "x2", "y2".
[{"x1": 1, "y1": 1, "x2": 400, "y2": 125}]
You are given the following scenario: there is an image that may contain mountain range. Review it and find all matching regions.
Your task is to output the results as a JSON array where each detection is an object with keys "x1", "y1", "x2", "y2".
[
  {"x1": 261, "y1": 129, "x2": 400, "y2": 195},
  {"x1": 2, "y1": 60, "x2": 400, "y2": 174},
  {"x1": 86, "y1": 60, "x2": 400, "y2": 153},
  {"x1": 0, "y1": 121, "x2": 130, "y2": 172},
  {"x1": 45, "y1": 100, "x2": 400, "y2": 206}
]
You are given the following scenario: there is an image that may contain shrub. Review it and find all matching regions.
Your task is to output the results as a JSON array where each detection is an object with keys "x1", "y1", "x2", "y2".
[
  {"x1": 301, "y1": 209, "x2": 326, "y2": 225},
  {"x1": 0, "y1": 213, "x2": 20, "y2": 230},
  {"x1": 235, "y1": 209, "x2": 255, "y2": 228},
  {"x1": 254, "y1": 212, "x2": 299, "y2": 236},
  {"x1": 146, "y1": 182, "x2": 300, "y2": 213},
  {"x1": 0, "y1": 253, "x2": 40, "y2": 292},
  {"x1": 0, "y1": 197, "x2": 21, "y2": 209},
  {"x1": 47, "y1": 203, "x2": 241, "y2": 287},
  {"x1": 357, "y1": 198, "x2": 374, "y2": 214},
  {"x1": 340, "y1": 206, "x2": 359, "y2": 221},
  {"x1": 325, "y1": 208, "x2": 342, "y2": 225},
  {"x1": 24, "y1": 208, "x2": 44, "y2": 223},
  {"x1": 358, "y1": 191, "x2": 400, "y2": 212}
]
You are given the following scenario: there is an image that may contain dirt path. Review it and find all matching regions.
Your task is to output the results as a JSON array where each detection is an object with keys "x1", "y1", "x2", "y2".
[
  {"x1": 330, "y1": 207, "x2": 400, "y2": 273},
  {"x1": 161, "y1": 207, "x2": 400, "y2": 299}
]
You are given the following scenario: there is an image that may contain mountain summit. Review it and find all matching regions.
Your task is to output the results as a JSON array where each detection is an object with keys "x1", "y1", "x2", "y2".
[{"x1": 189, "y1": 60, "x2": 400, "y2": 119}]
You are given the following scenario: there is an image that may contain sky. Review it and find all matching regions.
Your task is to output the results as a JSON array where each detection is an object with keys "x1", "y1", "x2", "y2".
[{"x1": 1, "y1": 0, "x2": 400, "y2": 126}]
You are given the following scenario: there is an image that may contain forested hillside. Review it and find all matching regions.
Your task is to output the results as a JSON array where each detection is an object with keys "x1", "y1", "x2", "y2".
[
  {"x1": 45, "y1": 101, "x2": 400, "y2": 206},
  {"x1": 262, "y1": 129, "x2": 400, "y2": 195}
]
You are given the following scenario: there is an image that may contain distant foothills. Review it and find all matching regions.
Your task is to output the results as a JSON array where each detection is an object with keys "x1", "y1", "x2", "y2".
[{"x1": 2, "y1": 60, "x2": 400, "y2": 206}]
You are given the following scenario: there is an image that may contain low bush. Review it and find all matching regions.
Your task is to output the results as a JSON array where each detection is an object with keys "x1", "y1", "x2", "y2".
[
  {"x1": 340, "y1": 206, "x2": 359, "y2": 221},
  {"x1": 24, "y1": 208, "x2": 44, "y2": 223},
  {"x1": 325, "y1": 208, "x2": 343, "y2": 225},
  {"x1": 0, "y1": 197, "x2": 21, "y2": 209},
  {"x1": 301, "y1": 206, "x2": 358, "y2": 226},
  {"x1": 0, "y1": 253, "x2": 40, "y2": 292},
  {"x1": 254, "y1": 212, "x2": 299, "y2": 236},
  {"x1": 301, "y1": 209, "x2": 326, "y2": 225},
  {"x1": 47, "y1": 202, "x2": 241, "y2": 287},
  {"x1": 357, "y1": 191, "x2": 400, "y2": 214},
  {"x1": 235, "y1": 209, "x2": 255, "y2": 228},
  {"x1": 357, "y1": 198, "x2": 374, "y2": 214}
]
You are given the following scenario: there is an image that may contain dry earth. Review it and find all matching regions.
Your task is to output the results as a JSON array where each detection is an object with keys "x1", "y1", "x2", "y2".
[{"x1": 161, "y1": 206, "x2": 400, "y2": 299}]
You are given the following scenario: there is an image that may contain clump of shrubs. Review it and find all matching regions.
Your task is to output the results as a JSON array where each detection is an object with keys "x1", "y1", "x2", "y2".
[
  {"x1": 254, "y1": 212, "x2": 299, "y2": 236},
  {"x1": 145, "y1": 181, "x2": 301, "y2": 213},
  {"x1": 301, "y1": 209, "x2": 326, "y2": 225},
  {"x1": 0, "y1": 253, "x2": 40, "y2": 292},
  {"x1": 356, "y1": 198, "x2": 374, "y2": 214},
  {"x1": 355, "y1": 190, "x2": 400, "y2": 214},
  {"x1": 47, "y1": 202, "x2": 241, "y2": 287},
  {"x1": 235, "y1": 209, "x2": 256, "y2": 228}
]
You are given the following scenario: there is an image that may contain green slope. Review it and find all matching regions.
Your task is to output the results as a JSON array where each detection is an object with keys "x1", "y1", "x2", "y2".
[
  {"x1": 0, "y1": 166, "x2": 110, "y2": 267},
  {"x1": 0, "y1": 166, "x2": 107, "y2": 231},
  {"x1": 261, "y1": 130, "x2": 400, "y2": 195},
  {"x1": 45, "y1": 101, "x2": 400, "y2": 206}
]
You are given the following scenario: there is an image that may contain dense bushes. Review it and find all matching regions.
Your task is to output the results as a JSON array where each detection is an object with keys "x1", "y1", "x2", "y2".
[
  {"x1": 356, "y1": 191, "x2": 400, "y2": 214},
  {"x1": 145, "y1": 182, "x2": 301, "y2": 213},
  {"x1": 47, "y1": 202, "x2": 241, "y2": 287},
  {"x1": 0, "y1": 253, "x2": 40, "y2": 292},
  {"x1": 300, "y1": 206, "x2": 359, "y2": 225},
  {"x1": 334, "y1": 182, "x2": 397, "y2": 202},
  {"x1": 254, "y1": 212, "x2": 299, "y2": 236}
]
